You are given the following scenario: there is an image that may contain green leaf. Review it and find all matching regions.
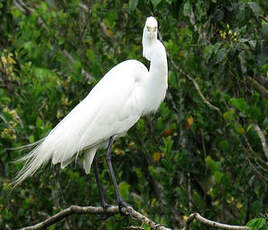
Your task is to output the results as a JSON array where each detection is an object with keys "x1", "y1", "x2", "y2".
[
  {"x1": 86, "y1": 49, "x2": 95, "y2": 63},
  {"x1": 183, "y1": 1, "x2": 192, "y2": 17},
  {"x1": 35, "y1": 117, "x2": 43, "y2": 127},
  {"x1": 142, "y1": 223, "x2": 151, "y2": 230},
  {"x1": 129, "y1": 0, "x2": 139, "y2": 11},
  {"x1": 214, "y1": 171, "x2": 224, "y2": 183},
  {"x1": 205, "y1": 156, "x2": 217, "y2": 171},
  {"x1": 74, "y1": 60, "x2": 82, "y2": 74},
  {"x1": 119, "y1": 181, "x2": 130, "y2": 200},
  {"x1": 247, "y1": 2, "x2": 261, "y2": 18},
  {"x1": 151, "y1": 0, "x2": 161, "y2": 8},
  {"x1": 216, "y1": 47, "x2": 226, "y2": 63},
  {"x1": 218, "y1": 140, "x2": 230, "y2": 152},
  {"x1": 204, "y1": 45, "x2": 213, "y2": 62},
  {"x1": 230, "y1": 98, "x2": 248, "y2": 113},
  {"x1": 247, "y1": 105, "x2": 261, "y2": 121},
  {"x1": 247, "y1": 218, "x2": 267, "y2": 230},
  {"x1": 215, "y1": 9, "x2": 224, "y2": 22},
  {"x1": 29, "y1": 135, "x2": 35, "y2": 143}
]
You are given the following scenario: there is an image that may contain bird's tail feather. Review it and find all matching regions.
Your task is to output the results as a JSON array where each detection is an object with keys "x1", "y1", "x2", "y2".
[
  {"x1": 7, "y1": 139, "x2": 44, "y2": 152},
  {"x1": 11, "y1": 141, "x2": 42, "y2": 163},
  {"x1": 11, "y1": 141, "x2": 51, "y2": 187},
  {"x1": 83, "y1": 148, "x2": 97, "y2": 174}
]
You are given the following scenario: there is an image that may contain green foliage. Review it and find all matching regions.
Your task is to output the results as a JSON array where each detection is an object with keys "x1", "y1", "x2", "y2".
[
  {"x1": 247, "y1": 218, "x2": 267, "y2": 230},
  {"x1": 0, "y1": 0, "x2": 267, "y2": 229}
]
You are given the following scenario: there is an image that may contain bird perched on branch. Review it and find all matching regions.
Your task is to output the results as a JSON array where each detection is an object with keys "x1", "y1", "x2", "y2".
[{"x1": 13, "y1": 16, "x2": 168, "y2": 210}]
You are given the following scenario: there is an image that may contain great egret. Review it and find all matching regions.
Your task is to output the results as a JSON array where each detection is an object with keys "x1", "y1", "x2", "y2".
[{"x1": 13, "y1": 16, "x2": 168, "y2": 210}]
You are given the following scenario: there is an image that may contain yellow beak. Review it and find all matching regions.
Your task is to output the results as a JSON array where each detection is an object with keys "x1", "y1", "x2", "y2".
[{"x1": 148, "y1": 27, "x2": 156, "y2": 37}]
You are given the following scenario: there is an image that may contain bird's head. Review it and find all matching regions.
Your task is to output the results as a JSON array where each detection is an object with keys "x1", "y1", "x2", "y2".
[
  {"x1": 142, "y1": 16, "x2": 158, "y2": 61},
  {"x1": 144, "y1": 16, "x2": 158, "y2": 40}
]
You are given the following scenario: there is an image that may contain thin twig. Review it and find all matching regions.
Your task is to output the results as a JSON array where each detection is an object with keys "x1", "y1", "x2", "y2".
[
  {"x1": 170, "y1": 58, "x2": 221, "y2": 113},
  {"x1": 158, "y1": 31, "x2": 220, "y2": 113},
  {"x1": 78, "y1": 3, "x2": 116, "y2": 41},
  {"x1": 19, "y1": 205, "x2": 171, "y2": 230},
  {"x1": 187, "y1": 172, "x2": 192, "y2": 209},
  {"x1": 78, "y1": 3, "x2": 90, "y2": 12},
  {"x1": 61, "y1": 50, "x2": 93, "y2": 81},
  {"x1": 0, "y1": 113, "x2": 15, "y2": 131},
  {"x1": 252, "y1": 123, "x2": 268, "y2": 161},
  {"x1": 184, "y1": 213, "x2": 250, "y2": 230}
]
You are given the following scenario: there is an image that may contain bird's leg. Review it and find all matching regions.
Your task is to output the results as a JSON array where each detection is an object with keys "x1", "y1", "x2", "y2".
[
  {"x1": 93, "y1": 155, "x2": 114, "y2": 220},
  {"x1": 105, "y1": 136, "x2": 132, "y2": 216},
  {"x1": 93, "y1": 156, "x2": 109, "y2": 209}
]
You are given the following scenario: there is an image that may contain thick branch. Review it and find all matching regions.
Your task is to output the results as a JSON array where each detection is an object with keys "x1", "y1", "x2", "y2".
[
  {"x1": 19, "y1": 205, "x2": 252, "y2": 230},
  {"x1": 252, "y1": 123, "x2": 268, "y2": 160},
  {"x1": 19, "y1": 205, "x2": 171, "y2": 230},
  {"x1": 184, "y1": 213, "x2": 250, "y2": 230}
]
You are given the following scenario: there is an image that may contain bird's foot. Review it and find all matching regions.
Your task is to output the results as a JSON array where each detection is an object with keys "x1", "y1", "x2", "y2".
[
  {"x1": 118, "y1": 199, "x2": 133, "y2": 217},
  {"x1": 101, "y1": 202, "x2": 114, "y2": 220}
]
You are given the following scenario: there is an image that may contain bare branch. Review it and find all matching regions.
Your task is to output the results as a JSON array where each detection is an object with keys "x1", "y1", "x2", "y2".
[
  {"x1": 252, "y1": 123, "x2": 268, "y2": 161},
  {"x1": 19, "y1": 205, "x2": 171, "y2": 230},
  {"x1": 0, "y1": 113, "x2": 15, "y2": 132},
  {"x1": 18, "y1": 205, "x2": 252, "y2": 230},
  {"x1": 184, "y1": 213, "x2": 250, "y2": 230}
]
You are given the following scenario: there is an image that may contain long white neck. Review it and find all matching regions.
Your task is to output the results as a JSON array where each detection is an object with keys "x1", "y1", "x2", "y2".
[
  {"x1": 142, "y1": 39, "x2": 168, "y2": 114},
  {"x1": 142, "y1": 28, "x2": 153, "y2": 61}
]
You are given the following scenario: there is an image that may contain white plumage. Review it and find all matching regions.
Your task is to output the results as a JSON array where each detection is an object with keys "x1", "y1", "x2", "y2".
[{"x1": 13, "y1": 16, "x2": 168, "y2": 186}]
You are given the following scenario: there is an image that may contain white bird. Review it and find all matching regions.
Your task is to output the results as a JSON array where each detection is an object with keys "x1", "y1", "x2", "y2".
[{"x1": 13, "y1": 16, "x2": 168, "y2": 208}]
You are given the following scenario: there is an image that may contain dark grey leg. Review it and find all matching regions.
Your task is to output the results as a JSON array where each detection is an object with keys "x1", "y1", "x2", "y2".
[
  {"x1": 105, "y1": 136, "x2": 131, "y2": 214},
  {"x1": 93, "y1": 155, "x2": 109, "y2": 209}
]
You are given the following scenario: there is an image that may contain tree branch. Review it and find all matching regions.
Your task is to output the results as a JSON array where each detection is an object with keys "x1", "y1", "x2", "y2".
[
  {"x1": 19, "y1": 205, "x2": 251, "y2": 230},
  {"x1": 19, "y1": 205, "x2": 171, "y2": 230},
  {"x1": 184, "y1": 213, "x2": 250, "y2": 230},
  {"x1": 246, "y1": 76, "x2": 268, "y2": 98},
  {"x1": 253, "y1": 74, "x2": 268, "y2": 89}
]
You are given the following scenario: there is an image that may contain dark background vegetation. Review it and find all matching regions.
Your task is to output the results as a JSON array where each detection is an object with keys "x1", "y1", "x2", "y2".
[{"x1": 0, "y1": 0, "x2": 267, "y2": 229}]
